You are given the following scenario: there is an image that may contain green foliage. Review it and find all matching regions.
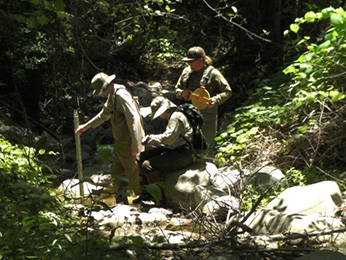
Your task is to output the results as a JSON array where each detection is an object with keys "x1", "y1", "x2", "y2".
[
  {"x1": 0, "y1": 135, "x2": 111, "y2": 259},
  {"x1": 147, "y1": 38, "x2": 185, "y2": 62},
  {"x1": 216, "y1": 7, "x2": 346, "y2": 173},
  {"x1": 96, "y1": 142, "x2": 113, "y2": 164},
  {"x1": 240, "y1": 183, "x2": 286, "y2": 211},
  {"x1": 285, "y1": 167, "x2": 307, "y2": 186},
  {"x1": 240, "y1": 184, "x2": 262, "y2": 211},
  {"x1": 144, "y1": 182, "x2": 167, "y2": 205}
]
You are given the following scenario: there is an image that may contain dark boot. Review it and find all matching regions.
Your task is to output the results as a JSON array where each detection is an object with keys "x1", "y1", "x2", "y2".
[
  {"x1": 138, "y1": 164, "x2": 148, "y2": 186},
  {"x1": 115, "y1": 191, "x2": 129, "y2": 205},
  {"x1": 132, "y1": 190, "x2": 152, "y2": 205}
]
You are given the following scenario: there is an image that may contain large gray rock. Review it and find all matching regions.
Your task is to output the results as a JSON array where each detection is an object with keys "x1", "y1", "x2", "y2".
[
  {"x1": 210, "y1": 168, "x2": 242, "y2": 192},
  {"x1": 162, "y1": 160, "x2": 217, "y2": 208},
  {"x1": 58, "y1": 179, "x2": 104, "y2": 198},
  {"x1": 202, "y1": 195, "x2": 239, "y2": 220},
  {"x1": 248, "y1": 165, "x2": 289, "y2": 192},
  {"x1": 267, "y1": 181, "x2": 342, "y2": 217},
  {"x1": 244, "y1": 209, "x2": 345, "y2": 235},
  {"x1": 293, "y1": 249, "x2": 346, "y2": 260},
  {"x1": 243, "y1": 181, "x2": 346, "y2": 243},
  {"x1": 92, "y1": 204, "x2": 168, "y2": 228},
  {"x1": 194, "y1": 184, "x2": 226, "y2": 207},
  {"x1": 210, "y1": 165, "x2": 288, "y2": 195},
  {"x1": 131, "y1": 81, "x2": 153, "y2": 107}
]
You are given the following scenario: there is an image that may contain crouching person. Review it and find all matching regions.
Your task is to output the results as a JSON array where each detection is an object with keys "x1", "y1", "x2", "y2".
[{"x1": 136, "y1": 97, "x2": 195, "y2": 202}]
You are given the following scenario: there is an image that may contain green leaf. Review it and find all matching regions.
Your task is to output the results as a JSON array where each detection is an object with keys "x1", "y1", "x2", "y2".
[
  {"x1": 144, "y1": 183, "x2": 162, "y2": 205},
  {"x1": 53, "y1": 0, "x2": 66, "y2": 12},
  {"x1": 219, "y1": 132, "x2": 228, "y2": 138},
  {"x1": 96, "y1": 143, "x2": 113, "y2": 163},
  {"x1": 26, "y1": 17, "x2": 39, "y2": 28},
  {"x1": 329, "y1": 90, "x2": 345, "y2": 102},
  {"x1": 290, "y1": 23, "x2": 299, "y2": 33},
  {"x1": 330, "y1": 13, "x2": 344, "y2": 27},
  {"x1": 113, "y1": 174, "x2": 129, "y2": 182},
  {"x1": 321, "y1": 7, "x2": 334, "y2": 18},
  {"x1": 30, "y1": 0, "x2": 40, "y2": 5},
  {"x1": 64, "y1": 234, "x2": 73, "y2": 243},
  {"x1": 318, "y1": 40, "x2": 331, "y2": 51},
  {"x1": 36, "y1": 14, "x2": 49, "y2": 25},
  {"x1": 304, "y1": 11, "x2": 317, "y2": 22},
  {"x1": 283, "y1": 65, "x2": 296, "y2": 74},
  {"x1": 129, "y1": 236, "x2": 144, "y2": 247},
  {"x1": 298, "y1": 125, "x2": 308, "y2": 132},
  {"x1": 83, "y1": 166, "x2": 103, "y2": 178}
]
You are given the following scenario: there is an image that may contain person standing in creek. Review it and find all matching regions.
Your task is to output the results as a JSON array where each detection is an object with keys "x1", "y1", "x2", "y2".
[
  {"x1": 175, "y1": 46, "x2": 232, "y2": 159},
  {"x1": 75, "y1": 72, "x2": 145, "y2": 204}
]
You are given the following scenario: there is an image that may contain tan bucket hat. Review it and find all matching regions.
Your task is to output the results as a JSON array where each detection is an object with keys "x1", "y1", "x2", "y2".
[
  {"x1": 91, "y1": 72, "x2": 116, "y2": 95},
  {"x1": 150, "y1": 96, "x2": 177, "y2": 119}
]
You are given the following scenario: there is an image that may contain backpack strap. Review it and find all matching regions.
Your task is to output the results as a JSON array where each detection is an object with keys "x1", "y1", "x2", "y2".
[{"x1": 200, "y1": 66, "x2": 214, "y2": 87}]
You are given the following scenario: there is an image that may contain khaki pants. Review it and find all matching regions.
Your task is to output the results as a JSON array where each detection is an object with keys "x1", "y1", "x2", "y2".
[
  {"x1": 201, "y1": 105, "x2": 218, "y2": 157},
  {"x1": 110, "y1": 147, "x2": 142, "y2": 196}
]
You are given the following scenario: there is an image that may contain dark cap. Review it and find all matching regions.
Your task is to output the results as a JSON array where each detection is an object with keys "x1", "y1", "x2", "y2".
[{"x1": 182, "y1": 46, "x2": 206, "y2": 62}]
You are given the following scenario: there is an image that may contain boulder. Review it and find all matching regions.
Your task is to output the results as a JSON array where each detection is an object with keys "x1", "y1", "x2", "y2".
[
  {"x1": 210, "y1": 167, "x2": 242, "y2": 192},
  {"x1": 194, "y1": 184, "x2": 226, "y2": 206},
  {"x1": 267, "y1": 181, "x2": 342, "y2": 217},
  {"x1": 248, "y1": 165, "x2": 289, "y2": 192},
  {"x1": 131, "y1": 81, "x2": 153, "y2": 107},
  {"x1": 293, "y1": 249, "x2": 346, "y2": 260},
  {"x1": 245, "y1": 209, "x2": 345, "y2": 235},
  {"x1": 202, "y1": 195, "x2": 239, "y2": 221},
  {"x1": 210, "y1": 165, "x2": 288, "y2": 195},
  {"x1": 162, "y1": 160, "x2": 218, "y2": 208},
  {"x1": 57, "y1": 179, "x2": 104, "y2": 198}
]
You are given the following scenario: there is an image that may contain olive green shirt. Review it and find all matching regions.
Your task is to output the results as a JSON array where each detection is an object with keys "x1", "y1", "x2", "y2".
[
  {"x1": 175, "y1": 65, "x2": 232, "y2": 105},
  {"x1": 146, "y1": 110, "x2": 193, "y2": 149}
]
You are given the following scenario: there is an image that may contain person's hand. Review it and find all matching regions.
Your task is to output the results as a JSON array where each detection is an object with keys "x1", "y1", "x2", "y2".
[
  {"x1": 131, "y1": 148, "x2": 139, "y2": 156},
  {"x1": 207, "y1": 99, "x2": 215, "y2": 108},
  {"x1": 182, "y1": 90, "x2": 191, "y2": 101},
  {"x1": 75, "y1": 123, "x2": 91, "y2": 134},
  {"x1": 141, "y1": 135, "x2": 150, "y2": 145}
]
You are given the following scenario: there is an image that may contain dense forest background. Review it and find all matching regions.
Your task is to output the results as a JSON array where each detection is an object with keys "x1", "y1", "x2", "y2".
[
  {"x1": 2, "y1": 0, "x2": 346, "y2": 259},
  {"x1": 0, "y1": 0, "x2": 339, "y2": 135}
]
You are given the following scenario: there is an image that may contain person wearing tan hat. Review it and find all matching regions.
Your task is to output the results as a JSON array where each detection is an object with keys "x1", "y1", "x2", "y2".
[
  {"x1": 75, "y1": 72, "x2": 145, "y2": 203},
  {"x1": 175, "y1": 46, "x2": 232, "y2": 159},
  {"x1": 138, "y1": 96, "x2": 195, "y2": 185}
]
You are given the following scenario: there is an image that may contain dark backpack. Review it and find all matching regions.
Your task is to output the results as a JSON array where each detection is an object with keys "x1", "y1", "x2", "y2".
[{"x1": 176, "y1": 103, "x2": 209, "y2": 158}]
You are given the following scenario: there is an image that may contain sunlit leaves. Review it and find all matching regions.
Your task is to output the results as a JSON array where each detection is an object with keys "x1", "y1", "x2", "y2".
[
  {"x1": 290, "y1": 23, "x2": 299, "y2": 33},
  {"x1": 217, "y1": 6, "x2": 346, "y2": 168},
  {"x1": 330, "y1": 13, "x2": 345, "y2": 27},
  {"x1": 329, "y1": 90, "x2": 345, "y2": 102},
  {"x1": 304, "y1": 11, "x2": 321, "y2": 22},
  {"x1": 0, "y1": 136, "x2": 107, "y2": 259}
]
